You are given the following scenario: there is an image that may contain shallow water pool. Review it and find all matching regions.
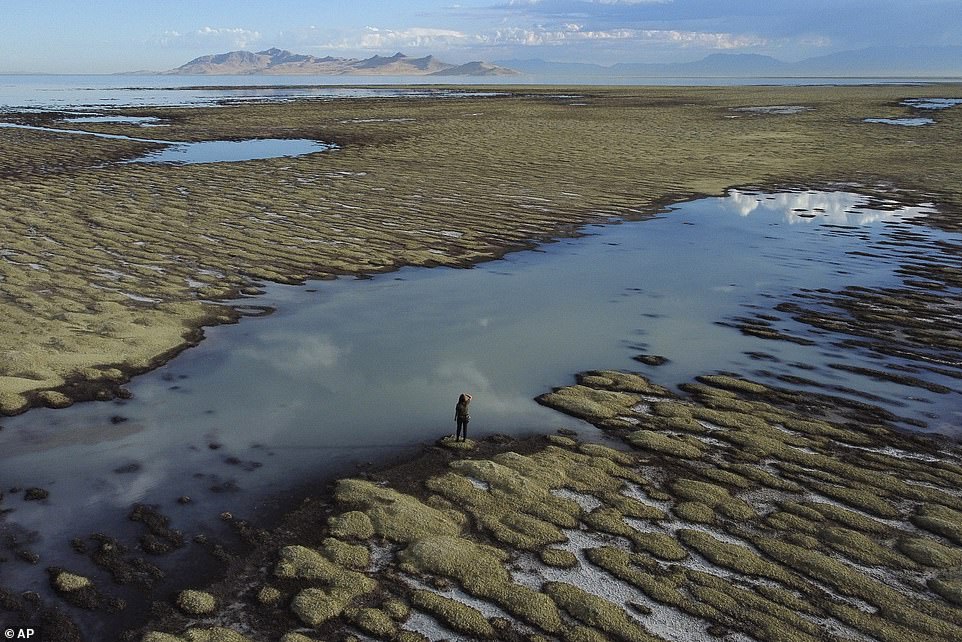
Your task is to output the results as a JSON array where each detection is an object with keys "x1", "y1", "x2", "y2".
[
  {"x1": 0, "y1": 188, "x2": 959, "y2": 632},
  {"x1": 64, "y1": 115, "x2": 162, "y2": 125},
  {"x1": 0, "y1": 121, "x2": 333, "y2": 164},
  {"x1": 131, "y1": 138, "x2": 333, "y2": 164},
  {"x1": 864, "y1": 117, "x2": 934, "y2": 126}
]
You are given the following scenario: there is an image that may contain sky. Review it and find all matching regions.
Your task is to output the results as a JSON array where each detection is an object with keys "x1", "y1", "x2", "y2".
[{"x1": 0, "y1": 0, "x2": 959, "y2": 73}]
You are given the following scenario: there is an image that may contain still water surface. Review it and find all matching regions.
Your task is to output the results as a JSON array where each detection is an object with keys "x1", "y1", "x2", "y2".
[
  {"x1": 0, "y1": 189, "x2": 959, "y2": 625},
  {"x1": 3, "y1": 75, "x2": 958, "y2": 111},
  {"x1": 0, "y1": 121, "x2": 333, "y2": 164}
]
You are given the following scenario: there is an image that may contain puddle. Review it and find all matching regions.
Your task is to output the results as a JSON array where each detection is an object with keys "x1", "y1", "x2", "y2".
[
  {"x1": 732, "y1": 105, "x2": 811, "y2": 115},
  {"x1": 130, "y1": 138, "x2": 333, "y2": 165},
  {"x1": 0, "y1": 121, "x2": 177, "y2": 143},
  {"x1": 64, "y1": 115, "x2": 163, "y2": 125},
  {"x1": 863, "y1": 117, "x2": 934, "y2": 126},
  {"x1": 902, "y1": 98, "x2": 962, "y2": 110},
  {"x1": 0, "y1": 122, "x2": 333, "y2": 164},
  {"x1": 1, "y1": 188, "x2": 960, "y2": 631}
]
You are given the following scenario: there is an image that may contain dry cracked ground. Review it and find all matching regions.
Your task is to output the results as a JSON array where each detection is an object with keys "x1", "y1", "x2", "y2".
[{"x1": 1, "y1": 85, "x2": 961, "y2": 414}]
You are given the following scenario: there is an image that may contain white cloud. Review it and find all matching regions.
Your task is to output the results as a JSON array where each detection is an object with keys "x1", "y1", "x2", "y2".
[
  {"x1": 481, "y1": 25, "x2": 766, "y2": 48},
  {"x1": 357, "y1": 26, "x2": 471, "y2": 49},
  {"x1": 324, "y1": 22, "x2": 765, "y2": 51},
  {"x1": 160, "y1": 26, "x2": 262, "y2": 50}
]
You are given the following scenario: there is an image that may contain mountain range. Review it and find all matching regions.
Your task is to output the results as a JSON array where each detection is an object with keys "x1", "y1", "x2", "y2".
[
  {"x1": 496, "y1": 46, "x2": 962, "y2": 78},
  {"x1": 166, "y1": 48, "x2": 518, "y2": 76}
]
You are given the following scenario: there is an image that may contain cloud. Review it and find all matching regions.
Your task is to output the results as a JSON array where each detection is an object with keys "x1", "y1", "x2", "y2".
[
  {"x1": 357, "y1": 27, "x2": 472, "y2": 49},
  {"x1": 483, "y1": 25, "x2": 766, "y2": 48},
  {"x1": 498, "y1": 25, "x2": 765, "y2": 49},
  {"x1": 160, "y1": 26, "x2": 262, "y2": 50},
  {"x1": 324, "y1": 22, "x2": 765, "y2": 52}
]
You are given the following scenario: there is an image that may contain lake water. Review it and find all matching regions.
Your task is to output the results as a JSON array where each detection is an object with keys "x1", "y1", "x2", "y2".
[
  {"x1": 2, "y1": 74, "x2": 959, "y2": 111},
  {"x1": 1, "y1": 189, "x2": 959, "y2": 635}
]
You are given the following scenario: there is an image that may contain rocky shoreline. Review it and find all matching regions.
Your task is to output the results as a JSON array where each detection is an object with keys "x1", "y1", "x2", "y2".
[{"x1": 105, "y1": 367, "x2": 962, "y2": 642}]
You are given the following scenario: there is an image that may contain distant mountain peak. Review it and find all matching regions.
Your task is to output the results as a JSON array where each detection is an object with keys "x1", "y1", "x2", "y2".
[{"x1": 166, "y1": 48, "x2": 517, "y2": 76}]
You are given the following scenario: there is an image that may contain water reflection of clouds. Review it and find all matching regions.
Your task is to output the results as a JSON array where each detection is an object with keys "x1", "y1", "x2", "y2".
[
  {"x1": 724, "y1": 190, "x2": 926, "y2": 226},
  {"x1": 102, "y1": 465, "x2": 169, "y2": 507},
  {"x1": 901, "y1": 98, "x2": 962, "y2": 110},
  {"x1": 238, "y1": 332, "x2": 349, "y2": 375},
  {"x1": 435, "y1": 361, "x2": 542, "y2": 416}
]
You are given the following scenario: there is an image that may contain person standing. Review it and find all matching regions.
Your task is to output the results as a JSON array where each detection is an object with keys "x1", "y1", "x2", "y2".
[{"x1": 455, "y1": 393, "x2": 472, "y2": 442}]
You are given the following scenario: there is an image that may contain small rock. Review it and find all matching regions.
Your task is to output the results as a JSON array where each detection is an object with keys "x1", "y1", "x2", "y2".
[
  {"x1": 24, "y1": 488, "x2": 49, "y2": 501},
  {"x1": 177, "y1": 495, "x2": 191, "y2": 505},
  {"x1": 634, "y1": 354, "x2": 669, "y2": 366},
  {"x1": 17, "y1": 550, "x2": 39, "y2": 564}
]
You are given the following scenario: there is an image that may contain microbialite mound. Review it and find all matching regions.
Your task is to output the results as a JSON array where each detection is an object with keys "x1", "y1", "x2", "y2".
[{"x1": 135, "y1": 369, "x2": 962, "y2": 641}]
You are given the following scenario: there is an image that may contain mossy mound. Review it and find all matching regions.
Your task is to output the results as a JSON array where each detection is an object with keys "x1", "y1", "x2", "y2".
[
  {"x1": 544, "y1": 581, "x2": 657, "y2": 642},
  {"x1": 351, "y1": 607, "x2": 399, "y2": 638},
  {"x1": 335, "y1": 479, "x2": 462, "y2": 543},
  {"x1": 540, "y1": 547, "x2": 579, "y2": 568},
  {"x1": 320, "y1": 537, "x2": 370, "y2": 569},
  {"x1": 439, "y1": 436, "x2": 478, "y2": 450},
  {"x1": 143, "y1": 628, "x2": 252, "y2": 642},
  {"x1": 327, "y1": 510, "x2": 375, "y2": 540},
  {"x1": 409, "y1": 589, "x2": 497, "y2": 638},
  {"x1": 52, "y1": 571, "x2": 92, "y2": 593},
  {"x1": 256, "y1": 585, "x2": 282, "y2": 607},
  {"x1": 176, "y1": 590, "x2": 217, "y2": 616},
  {"x1": 627, "y1": 430, "x2": 704, "y2": 458}
]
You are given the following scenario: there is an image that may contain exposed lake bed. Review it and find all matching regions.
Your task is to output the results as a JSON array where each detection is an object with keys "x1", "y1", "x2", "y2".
[{"x1": 2, "y1": 84, "x2": 962, "y2": 640}]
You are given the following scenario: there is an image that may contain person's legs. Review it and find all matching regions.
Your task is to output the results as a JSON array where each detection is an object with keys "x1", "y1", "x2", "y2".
[
  {"x1": 461, "y1": 420, "x2": 468, "y2": 442},
  {"x1": 456, "y1": 418, "x2": 465, "y2": 441}
]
